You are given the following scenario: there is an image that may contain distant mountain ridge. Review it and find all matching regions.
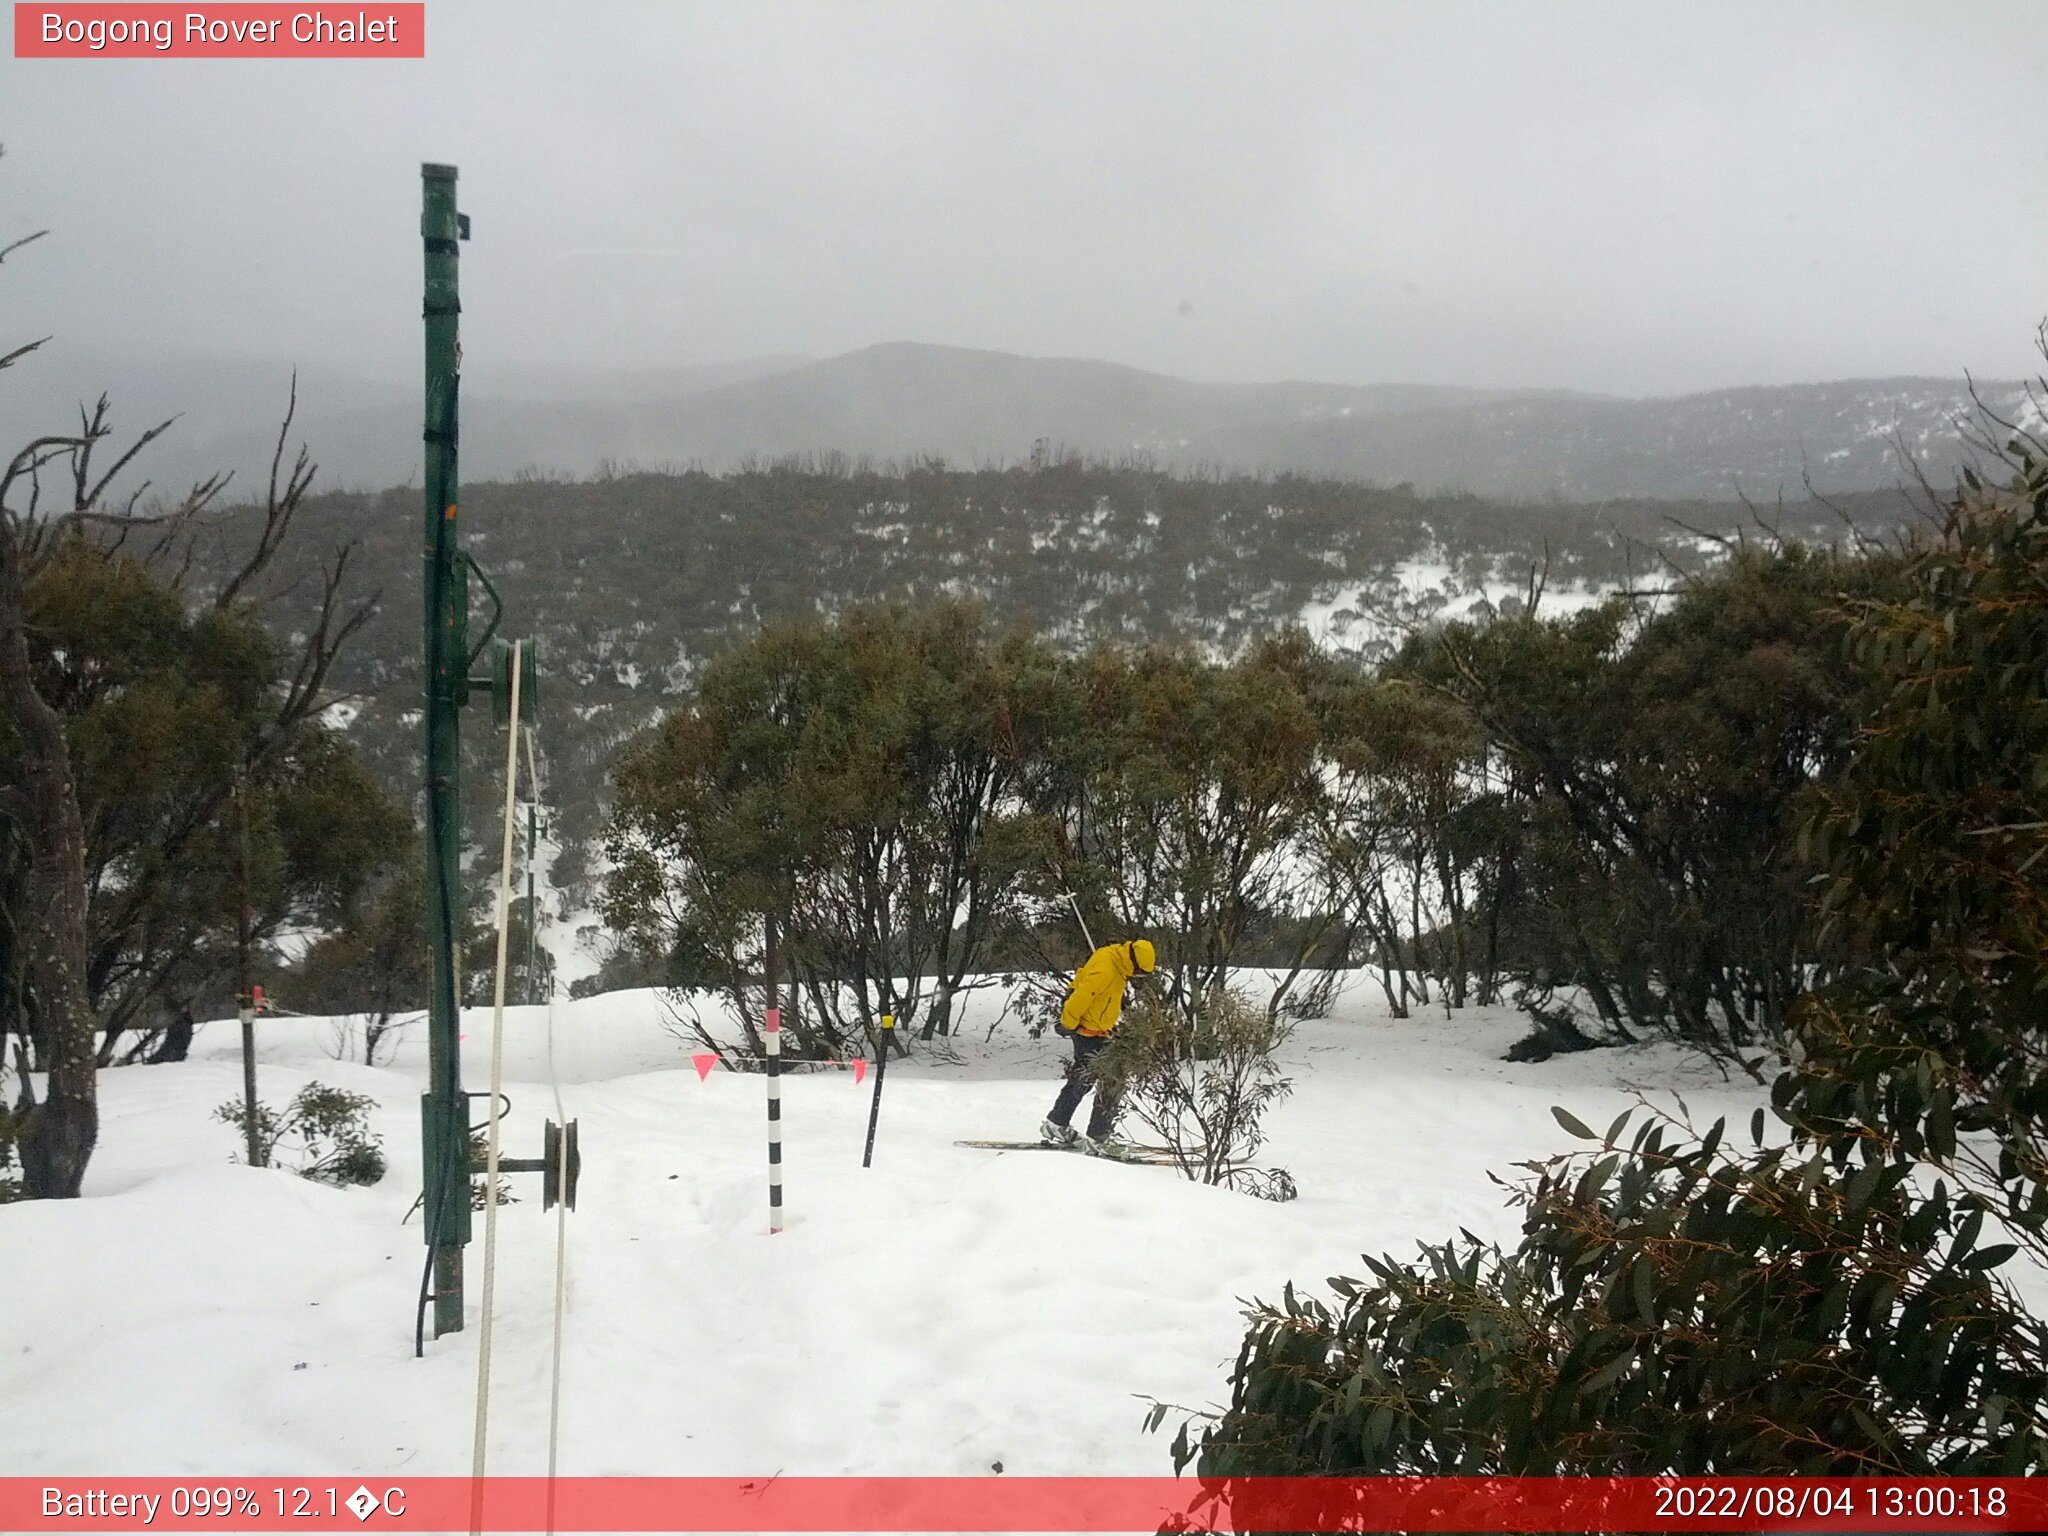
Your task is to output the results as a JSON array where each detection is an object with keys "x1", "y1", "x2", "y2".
[
  {"x1": 1185, "y1": 376, "x2": 2039, "y2": 501},
  {"x1": 5, "y1": 340, "x2": 2029, "y2": 502}
]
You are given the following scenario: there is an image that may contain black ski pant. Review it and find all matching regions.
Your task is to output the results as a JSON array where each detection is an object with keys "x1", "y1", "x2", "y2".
[{"x1": 1048, "y1": 1030, "x2": 1121, "y2": 1138}]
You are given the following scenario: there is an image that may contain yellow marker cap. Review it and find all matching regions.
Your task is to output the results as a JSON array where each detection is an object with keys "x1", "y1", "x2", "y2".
[{"x1": 881, "y1": 1014, "x2": 896, "y2": 1029}]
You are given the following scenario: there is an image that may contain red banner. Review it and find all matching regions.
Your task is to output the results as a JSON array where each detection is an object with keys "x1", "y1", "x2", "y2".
[
  {"x1": 5, "y1": 1476, "x2": 2047, "y2": 1532},
  {"x1": 13, "y1": 5, "x2": 424, "y2": 58}
]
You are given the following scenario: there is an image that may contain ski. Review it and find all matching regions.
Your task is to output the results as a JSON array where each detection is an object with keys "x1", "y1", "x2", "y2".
[
  {"x1": 954, "y1": 1139, "x2": 1247, "y2": 1169},
  {"x1": 955, "y1": 1138, "x2": 1205, "y2": 1154}
]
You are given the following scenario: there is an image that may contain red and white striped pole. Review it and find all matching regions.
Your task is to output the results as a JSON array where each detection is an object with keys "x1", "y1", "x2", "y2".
[{"x1": 765, "y1": 1007, "x2": 784, "y2": 1234}]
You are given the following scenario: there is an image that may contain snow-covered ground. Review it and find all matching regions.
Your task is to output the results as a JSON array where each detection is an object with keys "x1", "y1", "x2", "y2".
[
  {"x1": 1296, "y1": 556, "x2": 1614, "y2": 653},
  {"x1": 1, "y1": 976, "x2": 1773, "y2": 1480}
]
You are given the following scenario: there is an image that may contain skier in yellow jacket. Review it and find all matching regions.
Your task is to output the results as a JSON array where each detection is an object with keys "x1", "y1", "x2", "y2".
[{"x1": 1041, "y1": 938, "x2": 1157, "y2": 1158}]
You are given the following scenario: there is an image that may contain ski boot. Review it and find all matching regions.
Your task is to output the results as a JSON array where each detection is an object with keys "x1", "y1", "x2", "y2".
[
  {"x1": 1078, "y1": 1132, "x2": 1138, "y2": 1161},
  {"x1": 1039, "y1": 1118, "x2": 1079, "y2": 1149}
]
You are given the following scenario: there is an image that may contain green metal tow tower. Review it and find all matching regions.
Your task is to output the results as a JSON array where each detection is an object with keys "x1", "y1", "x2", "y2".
[
  {"x1": 419, "y1": 161, "x2": 473, "y2": 1341},
  {"x1": 415, "y1": 162, "x2": 575, "y2": 1348}
]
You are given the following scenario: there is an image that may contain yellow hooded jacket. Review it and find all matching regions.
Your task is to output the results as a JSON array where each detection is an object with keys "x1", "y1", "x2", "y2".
[{"x1": 1059, "y1": 939, "x2": 1157, "y2": 1038}]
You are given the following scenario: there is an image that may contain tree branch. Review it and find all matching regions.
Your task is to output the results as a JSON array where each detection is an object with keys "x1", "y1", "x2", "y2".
[
  {"x1": 0, "y1": 336, "x2": 50, "y2": 373},
  {"x1": 215, "y1": 374, "x2": 315, "y2": 610},
  {"x1": 0, "y1": 229, "x2": 47, "y2": 266}
]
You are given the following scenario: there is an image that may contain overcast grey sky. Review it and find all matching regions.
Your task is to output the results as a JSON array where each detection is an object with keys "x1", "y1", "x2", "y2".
[{"x1": 4, "y1": 0, "x2": 2044, "y2": 397}]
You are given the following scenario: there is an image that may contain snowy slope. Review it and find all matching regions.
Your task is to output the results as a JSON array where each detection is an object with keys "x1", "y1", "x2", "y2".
[{"x1": 0, "y1": 978, "x2": 1774, "y2": 1480}]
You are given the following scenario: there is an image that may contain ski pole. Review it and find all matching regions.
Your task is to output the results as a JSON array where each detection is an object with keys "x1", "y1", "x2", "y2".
[
  {"x1": 766, "y1": 1007, "x2": 783, "y2": 1233},
  {"x1": 1049, "y1": 864, "x2": 1096, "y2": 953},
  {"x1": 861, "y1": 1013, "x2": 894, "y2": 1168}
]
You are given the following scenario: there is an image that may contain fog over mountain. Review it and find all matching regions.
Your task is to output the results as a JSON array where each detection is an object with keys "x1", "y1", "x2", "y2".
[
  {"x1": 10, "y1": 340, "x2": 2031, "y2": 505},
  {"x1": 7, "y1": 4, "x2": 2045, "y2": 445}
]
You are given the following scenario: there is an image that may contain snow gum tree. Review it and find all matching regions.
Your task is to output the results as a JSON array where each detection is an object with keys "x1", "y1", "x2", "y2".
[
  {"x1": 609, "y1": 613, "x2": 1370, "y2": 1055},
  {"x1": 2, "y1": 163, "x2": 382, "y2": 1195},
  {"x1": 1380, "y1": 538, "x2": 1898, "y2": 1065},
  {"x1": 1304, "y1": 669, "x2": 1502, "y2": 1019},
  {"x1": 1782, "y1": 445, "x2": 2048, "y2": 1271},
  {"x1": 1, "y1": 466, "x2": 395, "y2": 1082},
  {"x1": 1029, "y1": 630, "x2": 1339, "y2": 1025},
  {"x1": 604, "y1": 600, "x2": 1050, "y2": 1058}
]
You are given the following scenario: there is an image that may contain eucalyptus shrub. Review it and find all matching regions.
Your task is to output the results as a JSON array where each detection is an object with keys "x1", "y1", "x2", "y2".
[
  {"x1": 214, "y1": 1082, "x2": 385, "y2": 1187},
  {"x1": 1102, "y1": 987, "x2": 1294, "y2": 1193}
]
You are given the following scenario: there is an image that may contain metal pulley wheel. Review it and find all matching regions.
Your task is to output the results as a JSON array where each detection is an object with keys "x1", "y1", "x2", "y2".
[{"x1": 542, "y1": 1118, "x2": 580, "y2": 1212}]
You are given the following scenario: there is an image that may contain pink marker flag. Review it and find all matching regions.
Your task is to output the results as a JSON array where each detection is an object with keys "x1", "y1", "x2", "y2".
[
  {"x1": 853, "y1": 1059, "x2": 868, "y2": 1085},
  {"x1": 692, "y1": 1053, "x2": 718, "y2": 1082}
]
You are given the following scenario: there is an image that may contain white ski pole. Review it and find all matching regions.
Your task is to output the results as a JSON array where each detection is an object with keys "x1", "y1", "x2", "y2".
[{"x1": 1050, "y1": 865, "x2": 1096, "y2": 953}]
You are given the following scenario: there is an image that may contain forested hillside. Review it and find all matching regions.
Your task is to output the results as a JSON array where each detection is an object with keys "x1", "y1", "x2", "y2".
[{"x1": 206, "y1": 458, "x2": 1923, "y2": 910}]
